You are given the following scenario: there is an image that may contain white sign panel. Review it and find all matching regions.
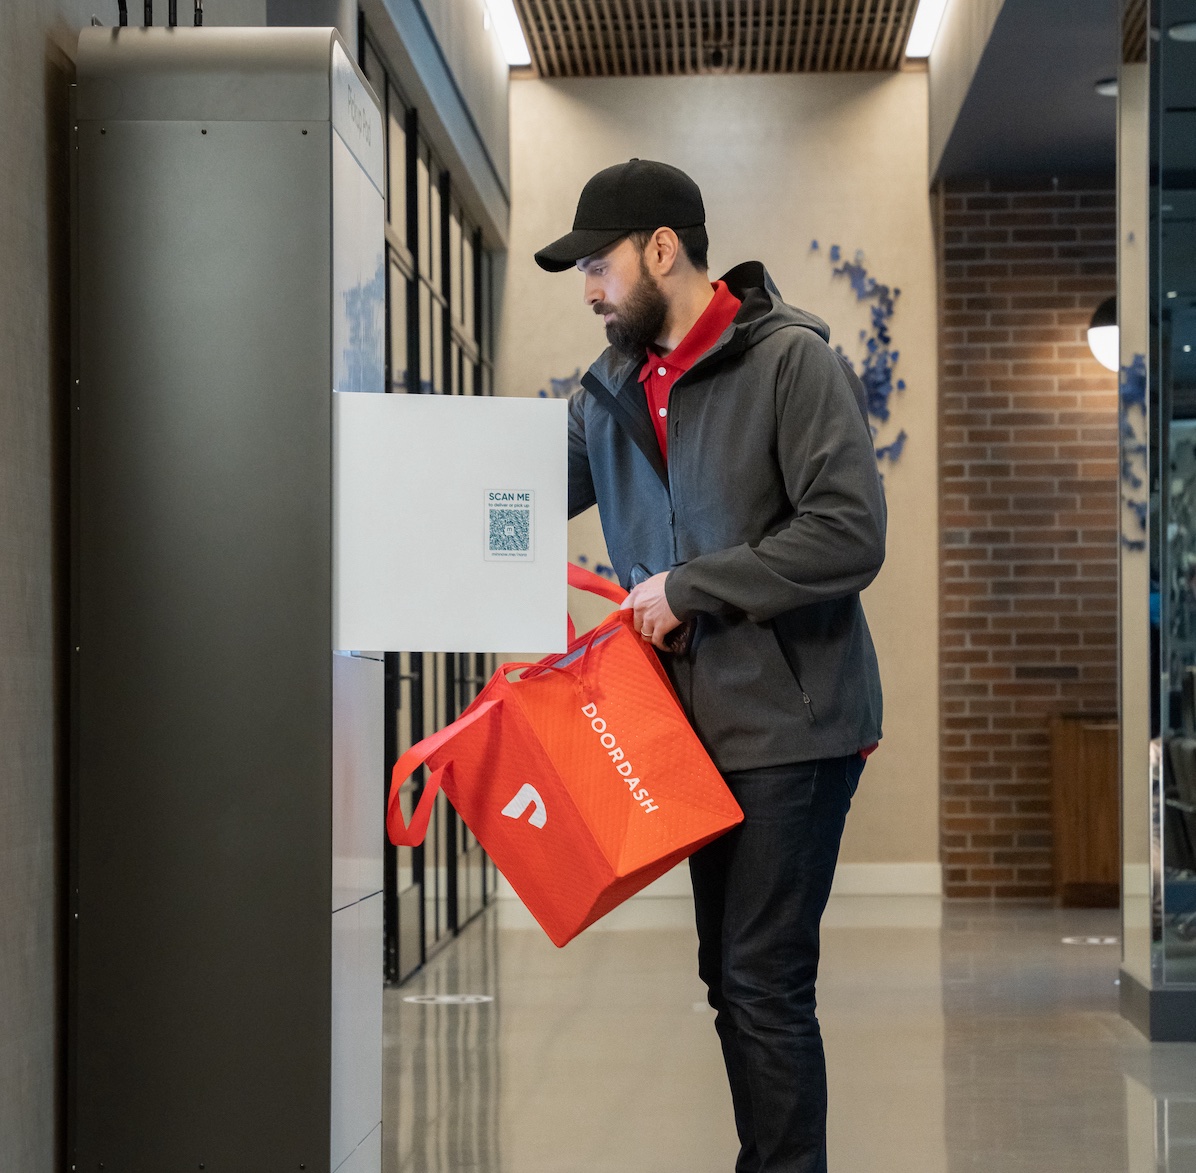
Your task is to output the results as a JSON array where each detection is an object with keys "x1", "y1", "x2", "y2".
[{"x1": 334, "y1": 393, "x2": 568, "y2": 653}]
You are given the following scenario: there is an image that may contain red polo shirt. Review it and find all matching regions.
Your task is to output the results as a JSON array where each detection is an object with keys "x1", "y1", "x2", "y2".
[{"x1": 639, "y1": 280, "x2": 741, "y2": 459}]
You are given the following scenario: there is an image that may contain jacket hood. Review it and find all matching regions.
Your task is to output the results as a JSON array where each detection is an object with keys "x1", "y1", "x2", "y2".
[{"x1": 588, "y1": 261, "x2": 831, "y2": 393}]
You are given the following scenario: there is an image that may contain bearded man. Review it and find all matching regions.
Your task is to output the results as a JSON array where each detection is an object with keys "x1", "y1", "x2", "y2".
[{"x1": 534, "y1": 159, "x2": 886, "y2": 1173}]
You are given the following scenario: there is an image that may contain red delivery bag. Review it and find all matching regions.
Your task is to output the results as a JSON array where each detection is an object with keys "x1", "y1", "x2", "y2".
[{"x1": 386, "y1": 564, "x2": 743, "y2": 946}]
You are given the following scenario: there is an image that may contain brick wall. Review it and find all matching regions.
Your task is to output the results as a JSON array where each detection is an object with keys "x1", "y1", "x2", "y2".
[{"x1": 938, "y1": 177, "x2": 1118, "y2": 899}]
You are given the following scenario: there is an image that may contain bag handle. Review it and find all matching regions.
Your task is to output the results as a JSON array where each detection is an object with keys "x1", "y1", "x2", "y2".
[
  {"x1": 567, "y1": 562, "x2": 627, "y2": 643},
  {"x1": 386, "y1": 699, "x2": 501, "y2": 847},
  {"x1": 568, "y1": 562, "x2": 628, "y2": 604},
  {"x1": 514, "y1": 604, "x2": 631, "y2": 687},
  {"x1": 388, "y1": 566, "x2": 628, "y2": 845}
]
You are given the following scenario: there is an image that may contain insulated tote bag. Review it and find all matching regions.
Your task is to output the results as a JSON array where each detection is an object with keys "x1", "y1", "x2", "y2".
[{"x1": 386, "y1": 564, "x2": 743, "y2": 946}]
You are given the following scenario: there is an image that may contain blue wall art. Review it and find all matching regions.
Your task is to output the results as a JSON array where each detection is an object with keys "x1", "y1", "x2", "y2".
[
  {"x1": 572, "y1": 553, "x2": 618, "y2": 580},
  {"x1": 1120, "y1": 352, "x2": 1148, "y2": 551},
  {"x1": 538, "y1": 370, "x2": 583, "y2": 400},
  {"x1": 810, "y1": 241, "x2": 908, "y2": 468}
]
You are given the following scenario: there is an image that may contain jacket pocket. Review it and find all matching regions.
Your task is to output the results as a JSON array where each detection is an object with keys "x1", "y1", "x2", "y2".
[{"x1": 770, "y1": 620, "x2": 815, "y2": 724}]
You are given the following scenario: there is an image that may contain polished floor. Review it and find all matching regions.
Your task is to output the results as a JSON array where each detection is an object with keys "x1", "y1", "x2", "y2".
[{"x1": 383, "y1": 896, "x2": 1196, "y2": 1172}]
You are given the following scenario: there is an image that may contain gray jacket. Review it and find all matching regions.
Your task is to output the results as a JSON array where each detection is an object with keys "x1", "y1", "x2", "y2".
[{"x1": 567, "y1": 261, "x2": 885, "y2": 772}]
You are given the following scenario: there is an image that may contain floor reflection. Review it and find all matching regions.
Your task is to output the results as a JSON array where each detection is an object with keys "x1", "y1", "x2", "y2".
[
  {"x1": 383, "y1": 896, "x2": 1196, "y2": 1172},
  {"x1": 939, "y1": 905, "x2": 1131, "y2": 1172},
  {"x1": 384, "y1": 912, "x2": 503, "y2": 1172}
]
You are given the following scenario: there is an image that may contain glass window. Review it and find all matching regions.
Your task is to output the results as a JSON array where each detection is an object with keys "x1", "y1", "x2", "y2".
[
  {"x1": 462, "y1": 229, "x2": 476, "y2": 341},
  {"x1": 449, "y1": 208, "x2": 463, "y2": 328},
  {"x1": 430, "y1": 300, "x2": 443, "y2": 394},
  {"x1": 480, "y1": 251, "x2": 492, "y2": 362},
  {"x1": 387, "y1": 86, "x2": 407, "y2": 242},
  {"x1": 388, "y1": 261, "x2": 409, "y2": 392},
  {"x1": 419, "y1": 282, "x2": 432, "y2": 393},
  {"x1": 395, "y1": 651, "x2": 415, "y2": 896},
  {"x1": 429, "y1": 169, "x2": 442, "y2": 296},
  {"x1": 416, "y1": 149, "x2": 430, "y2": 280}
]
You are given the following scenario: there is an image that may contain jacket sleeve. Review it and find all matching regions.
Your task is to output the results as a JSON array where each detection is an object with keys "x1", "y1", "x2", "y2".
[
  {"x1": 567, "y1": 388, "x2": 598, "y2": 519},
  {"x1": 665, "y1": 333, "x2": 887, "y2": 623}
]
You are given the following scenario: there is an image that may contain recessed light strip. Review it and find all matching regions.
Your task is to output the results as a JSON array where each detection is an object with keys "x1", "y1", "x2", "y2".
[
  {"x1": 905, "y1": 0, "x2": 950, "y2": 58},
  {"x1": 485, "y1": 0, "x2": 532, "y2": 67}
]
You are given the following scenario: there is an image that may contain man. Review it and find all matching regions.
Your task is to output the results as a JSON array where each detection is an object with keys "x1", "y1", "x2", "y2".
[{"x1": 535, "y1": 159, "x2": 885, "y2": 1173}]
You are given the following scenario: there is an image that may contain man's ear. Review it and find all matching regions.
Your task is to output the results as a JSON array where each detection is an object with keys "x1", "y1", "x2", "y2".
[{"x1": 647, "y1": 227, "x2": 681, "y2": 276}]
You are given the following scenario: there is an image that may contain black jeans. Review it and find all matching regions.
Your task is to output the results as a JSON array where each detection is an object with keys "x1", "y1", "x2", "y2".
[{"x1": 689, "y1": 754, "x2": 864, "y2": 1173}]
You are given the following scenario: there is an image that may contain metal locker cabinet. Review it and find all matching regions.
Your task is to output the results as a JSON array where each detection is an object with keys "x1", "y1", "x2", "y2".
[{"x1": 71, "y1": 27, "x2": 385, "y2": 1172}]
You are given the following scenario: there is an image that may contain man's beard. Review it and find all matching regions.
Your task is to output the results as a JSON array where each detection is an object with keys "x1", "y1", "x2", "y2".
[{"x1": 595, "y1": 259, "x2": 668, "y2": 358}]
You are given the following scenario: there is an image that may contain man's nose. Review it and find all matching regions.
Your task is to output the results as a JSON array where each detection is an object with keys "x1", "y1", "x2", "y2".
[{"x1": 584, "y1": 277, "x2": 602, "y2": 307}]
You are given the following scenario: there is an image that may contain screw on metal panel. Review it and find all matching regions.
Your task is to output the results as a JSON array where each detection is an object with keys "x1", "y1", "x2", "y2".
[
  {"x1": 100, "y1": 128, "x2": 105, "y2": 134},
  {"x1": 201, "y1": 128, "x2": 207, "y2": 135},
  {"x1": 302, "y1": 128, "x2": 308, "y2": 135}
]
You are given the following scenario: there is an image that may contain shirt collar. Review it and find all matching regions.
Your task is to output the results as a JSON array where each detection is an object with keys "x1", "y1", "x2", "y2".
[{"x1": 638, "y1": 280, "x2": 742, "y2": 383}]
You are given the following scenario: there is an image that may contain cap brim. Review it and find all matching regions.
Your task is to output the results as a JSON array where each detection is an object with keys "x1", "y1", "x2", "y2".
[{"x1": 534, "y1": 227, "x2": 628, "y2": 272}]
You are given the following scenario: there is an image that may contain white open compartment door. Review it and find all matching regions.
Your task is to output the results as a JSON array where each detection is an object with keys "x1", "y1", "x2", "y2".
[{"x1": 334, "y1": 393, "x2": 569, "y2": 653}]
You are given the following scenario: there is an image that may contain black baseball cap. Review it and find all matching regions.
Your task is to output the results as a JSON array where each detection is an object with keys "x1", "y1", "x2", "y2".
[{"x1": 534, "y1": 159, "x2": 705, "y2": 272}]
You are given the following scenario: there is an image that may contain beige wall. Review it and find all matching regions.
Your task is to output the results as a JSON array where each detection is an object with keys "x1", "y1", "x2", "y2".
[{"x1": 500, "y1": 72, "x2": 940, "y2": 873}]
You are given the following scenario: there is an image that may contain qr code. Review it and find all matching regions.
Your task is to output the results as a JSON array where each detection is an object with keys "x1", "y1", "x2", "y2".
[{"x1": 488, "y1": 508, "x2": 530, "y2": 553}]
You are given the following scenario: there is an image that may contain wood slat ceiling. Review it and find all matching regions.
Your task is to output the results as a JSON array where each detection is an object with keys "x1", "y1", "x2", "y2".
[{"x1": 515, "y1": 0, "x2": 919, "y2": 78}]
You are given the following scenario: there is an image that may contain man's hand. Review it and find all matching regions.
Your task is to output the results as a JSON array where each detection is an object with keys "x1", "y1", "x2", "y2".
[{"x1": 621, "y1": 572, "x2": 682, "y2": 650}]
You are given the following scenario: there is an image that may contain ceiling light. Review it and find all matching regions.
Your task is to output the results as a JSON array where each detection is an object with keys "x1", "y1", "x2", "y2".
[
  {"x1": 1094, "y1": 77, "x2": 1118, "y2": 97},
  {"x1": 485, "y1": 0, "x2": 531, "y2": 66},
  {"x1": 1088, "y1": 296, "x2": 1118, "y2": 372},
  {"x1": 1168, "y1": 21, "x2": 1196, "y2": 41},
  {"x1": 905, "y1": 0, "x2": 949, "y2": 58}
]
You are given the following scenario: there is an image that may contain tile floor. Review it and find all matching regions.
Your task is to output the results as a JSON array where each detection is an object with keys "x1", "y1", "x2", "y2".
[{"x1": 383, "y1": 897, "x2": 1196, "y2": 1172}]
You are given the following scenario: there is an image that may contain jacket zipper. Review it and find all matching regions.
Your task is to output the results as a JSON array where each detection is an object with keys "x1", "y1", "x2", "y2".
[
  {"x1": 771, "y1": 622, "x2": 816, "y2": 723},
  {"x1": 666, "y1": 386, "x2": 678, "y2": 566}
]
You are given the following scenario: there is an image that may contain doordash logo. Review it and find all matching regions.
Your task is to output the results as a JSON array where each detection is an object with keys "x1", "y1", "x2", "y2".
[
  {"x1": 581, "y1": 702, "x2": 659, "y2": 813},
  {"x1": 501, "y1": 783, "x2": 547, "y2": 829}
]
